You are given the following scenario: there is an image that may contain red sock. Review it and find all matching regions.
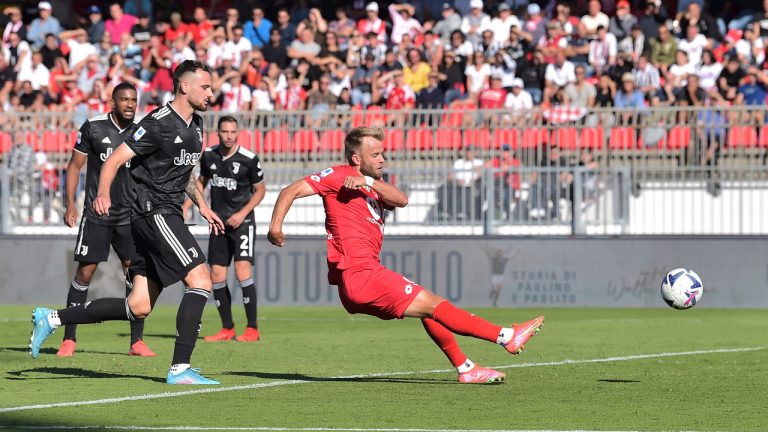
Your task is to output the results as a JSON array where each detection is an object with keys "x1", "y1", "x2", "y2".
[
  {"x1": 432, "y1": 301, "x2": 502, "y2": 343},
  {"x1": 422, "y1": 318, "x2": 467, "y2": 368}
]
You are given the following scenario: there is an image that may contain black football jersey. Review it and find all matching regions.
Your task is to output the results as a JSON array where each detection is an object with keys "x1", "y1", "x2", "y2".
[
  {"x1": 124, "y1": 103, "x2": 204, "y2": 218},
  {"x1": 200, "y1": 145, "x2": 264, "y2": 220},
  {"x1": 74, "y1": 113, "x2": 137, "y2": 225}
]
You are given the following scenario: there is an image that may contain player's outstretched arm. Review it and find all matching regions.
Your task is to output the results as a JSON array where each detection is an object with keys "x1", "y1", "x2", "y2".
[
  {"x1": 268, "y1": 179, "x2": 316, "y2": 247},
  {"x1": 64, "y1": 151, "x2": 86, "y2": 227},
  {"x1": 185, "y1": 169, "x2": 225, "y2": 235},
  {"x1": 94, "y1": 143, "x2": 134, "y2": 217}
]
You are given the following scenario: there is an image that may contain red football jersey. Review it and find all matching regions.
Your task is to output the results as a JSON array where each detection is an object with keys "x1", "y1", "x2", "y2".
[{"x1": 305, "y1": 165, "x2": 386, "y2": 271}]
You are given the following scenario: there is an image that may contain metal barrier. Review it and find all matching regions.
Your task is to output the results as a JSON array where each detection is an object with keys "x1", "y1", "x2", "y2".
[{"x1": 0, "y1": 107, "x2": 766, "y2": 235}]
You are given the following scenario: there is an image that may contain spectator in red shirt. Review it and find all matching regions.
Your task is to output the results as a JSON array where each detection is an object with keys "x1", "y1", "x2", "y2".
[
  {"x1": 165, "y1": 12, "x2": 191, "y2": 47},
  {"x1": 277, "y1": 69, "x2": 307, "y2": 110},
  {"x1": 189, "y1": 7, "x2": 217, "y2": 47},
  {"x1": 104, "y1": 2, "x2": 137, "y2": 45},
  {"x1": 382, "y1": 70, "x2": 414, "y2": 126},
  {"x1": 478, "y1": 75, "x2": 507, "y2": 124}
]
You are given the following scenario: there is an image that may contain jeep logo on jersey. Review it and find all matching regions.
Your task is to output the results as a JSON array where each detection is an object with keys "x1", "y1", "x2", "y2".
[
  {"x1": 99, "y1": 147, "x2": 131, "y2": 167},
  {"x1": 173, "y1": 149, "x2": 201, "y2": 165},
  {"x1": 366, "y1": 196, "x2": 383, "y2": 221},
  {"x1": 211, "y1": 174, "x2": 237, "y2": 190}
]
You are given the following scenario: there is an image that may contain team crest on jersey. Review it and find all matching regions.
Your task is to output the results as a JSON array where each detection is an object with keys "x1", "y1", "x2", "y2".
[
  {"x1": 132, "y1": 126, "x2": 146, "y2": 141},
  {"x1": 232, "y1": 162, "x2": 241, "y2": 174},
  {"x1": 196, "y1": 127, "x2": 202, "y2": 142}
]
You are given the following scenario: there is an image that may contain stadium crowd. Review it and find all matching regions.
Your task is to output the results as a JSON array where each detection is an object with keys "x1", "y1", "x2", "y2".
[{"x1": 0, "y1": 0, "x2": 767, "y2": 122}]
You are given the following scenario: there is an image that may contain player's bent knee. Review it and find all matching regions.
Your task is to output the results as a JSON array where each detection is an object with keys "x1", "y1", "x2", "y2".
[
  {"x1": 75, "y1": 264, "x2": 98, "y2": 284},
  {"x1": 127, "y1": 296, "x2": 153, "y2": 319},
  {"x1": 184, "y1": 263, "x2": 213, "y2": 291}
]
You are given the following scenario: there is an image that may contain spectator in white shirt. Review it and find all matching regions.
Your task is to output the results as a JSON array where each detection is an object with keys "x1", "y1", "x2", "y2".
[
  {"x1": 219, "y1": 73, "x2": 252, "y2": 112},
  {"x1": 580, "y1": 0, "x2": 610, "y2": 38},
  {"x1": 60, "y1": 28, "x2": 97, "y2": 70},
  {"x1": 588, "y1": 25, "x2": 617, "y2": 76},
  {"x1": 735, "y1": 25, "x2": 765, "y2": 66},
  {"x1": 388, "y1": 3, "x2": 423, "y2": 44},
  {"x1": 695, "y1": 50, "x2": 722, "y2": 92},
  {"x1": 207, "y1": 28, "x2": 228, "y2": 69},
  {"x1": 544, "y1": 52, "x2": 576, "y2": 104},
  {"x1": 677, "y1": 25, "x2": 708, "y2": 67},
  {"x1": 251, "y1": 79, "x2": 275, "y2": 111},
  {"x1": 17, "y1": 51, "x2": 49, "y2": 91},
  {"x1": 490, "y1": 3, "x2": 520, "y2": 44},
  {"x1": 465, "y1": 51, "x2": 491, "y2": 98},
  {"x1": 461, "y1": 0, "x2": 491, "y2": 46},
  {"x1": 633, "y1": 54, "x2": 661, "y2": 96},
  {"x1": 225, "y1": 25, "x2": 254, "y2": 69},
  {"x1": 4, "y1": 31, "x2": 32, "y2": 74},
  {"x1": 171, "y1": 36, "x2": 196, "y2": 66},
  {"x1": 668, "y1": 50, "x2": 694, "y2": 87},
  {"x1": 504, "y1": 78, "x2": 533, "y2": 125}
]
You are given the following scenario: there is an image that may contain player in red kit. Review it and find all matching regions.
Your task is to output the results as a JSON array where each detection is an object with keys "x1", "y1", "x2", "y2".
[{"x1": 268, "y1": 127, "x2": 544, "y2": 384}]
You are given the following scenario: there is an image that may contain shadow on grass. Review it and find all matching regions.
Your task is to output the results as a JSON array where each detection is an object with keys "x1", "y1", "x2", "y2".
[
  {"x1": 1, "y1": 347, "x2": 126, "y2": 356},
  {"x1": 225, "y1": 371, "x2": 482, "y2": 385},
  {"x1": 6, "y1": 367, "x2": 166, "y2": 383},
  {"x1": 598, "y1": 379, "x2": 641, "y2": 383},
  {"x1": 116, "y1": 333, "x2": 176, "y2": 339}
]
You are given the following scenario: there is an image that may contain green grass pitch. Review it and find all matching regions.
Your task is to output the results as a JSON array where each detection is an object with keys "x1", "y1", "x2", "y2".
[{"x1": 0, "y1": 305, "x2": 766, "y2": 431}]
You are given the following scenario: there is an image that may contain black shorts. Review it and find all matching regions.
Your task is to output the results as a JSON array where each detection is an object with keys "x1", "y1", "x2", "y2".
[
  {"x1": 74, "y1": 218, "x2": 135, "y2": 264},
  {"x1": 207, "y1": 219, "x2": 255, "y2": 266},
  {"x1": 129, "y1": 213, "x2": 206, "y2": 288}
]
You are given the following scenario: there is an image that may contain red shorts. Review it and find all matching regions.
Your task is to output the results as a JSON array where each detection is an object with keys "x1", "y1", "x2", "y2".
[{"x1": 336, "y1": 265, "x2": 423, "y2": 320}]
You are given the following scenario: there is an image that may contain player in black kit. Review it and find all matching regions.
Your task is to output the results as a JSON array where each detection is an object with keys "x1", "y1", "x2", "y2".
[
  {"x1": 189, "y1": 116, "x2": 265, "y2": 342},
  {"x1": 58, "y1": 82, "x2": 156, "y2": 358},
  {"x1": 30, "y1": 61, "x2": 225, "y2": 385}
]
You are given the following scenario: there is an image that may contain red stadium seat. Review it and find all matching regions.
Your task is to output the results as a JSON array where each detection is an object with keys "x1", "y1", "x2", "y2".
[
  {"x1": 665, "y1": 126, "x2": 691, "y2": 149},
  {"x1": 492, "y1": 128, "x2": 519, "y2": 149},
  {"x1": 263, "y1": 129, "x2": 290, "y2": 153},
  {"x1": 236, "y1": 130, "x2": 253, "y2": 151},
  {"x1": 205, "y1": 132, "x2": 219, "y2": 148},
  {"x1": 727, "y1": 126, "x2": 758, "y2": 147},
  {"x1": 384, "y1": 129, "x2": 405, "y2": 152},
  {"x1": 320, "y1": 129, "x2": 345, "y2": 152},
  {"x1": 759, "y1": 126, "x2": 768, "y2": 147},
  {"x1": 351, "y1": 105, "x2": 364, "y2": 127},
  {"x1": 435, "y1": 129, "x2": 462, "y2": 150},
  {"x1": 463, "y1": 128, "x2": 492, "y2": 149},
  {"x1": 292, "y1": 130, "x2": 318, "y2": 152},
  {"x1": 405, "y1": 128, "x2": 434, "y2": 151},
  {"x1": 25, "y1": 132, "x2": 40, "y2": 151},
  {"x1": 550, "y1": 127, "x2": 579, "y2": 150},
  {"x1": 0, "y1": 132, "x2": 11, "y2": 154},
  {"x1": 580, "y1": 127, "x2": 604, "y2": 149},
  {"x1": 608, "y1": 127, "x2": 637, "y2": 150},
  {"x1": 521, "y1": 128, "x2": 547, "y2": 148},
  {"x1": 41, "y1": 131, "x2": 65, "y2": 153},
  {"x1": 364, "y1": 105, "x2": 387, "y2": 126}
]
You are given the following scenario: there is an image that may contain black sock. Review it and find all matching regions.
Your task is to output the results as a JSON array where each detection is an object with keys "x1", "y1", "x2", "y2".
[
  {"x1": 63, "y1": 279, "x2": 89, "y2": 342},
  {"x1": 240, "y1": 278, "x2": 258, "y2": 329},
  {"x1": 58, "y1": 297, "x2": 132, "y2": 325},
  {"x1": 126, "y1": 278, "x2": 145, "y2": 345},
  {"x1": 212, "y1": 282, "x2": 234, "y2": 329},
  {"x1": 172, "y1": 288, "x2": 209, "y2": 365}
]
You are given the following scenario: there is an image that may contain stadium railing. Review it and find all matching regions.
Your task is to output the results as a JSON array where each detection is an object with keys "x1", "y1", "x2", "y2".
[{"x1": 0, "y1": 106, "x2": 766, "y2": 235}]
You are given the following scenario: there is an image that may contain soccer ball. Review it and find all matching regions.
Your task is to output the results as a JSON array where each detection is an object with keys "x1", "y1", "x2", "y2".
[{"x1": 660, "y1": 268, "x2": 703, "y2": 310}]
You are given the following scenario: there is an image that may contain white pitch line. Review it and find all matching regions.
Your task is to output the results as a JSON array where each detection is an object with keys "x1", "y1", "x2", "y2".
[{"x1": 0, "y1": 347, "x2": 763, "y2": 415}]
